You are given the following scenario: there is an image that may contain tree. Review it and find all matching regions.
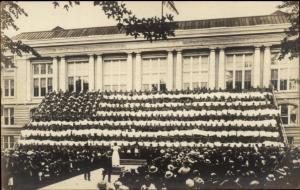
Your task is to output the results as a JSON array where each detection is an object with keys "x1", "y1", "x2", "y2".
[
  {"x1": 1, "y1": 1, "x2": 40, "y2": 67},
  {"x1": 277, "y1": 1, "x2": 299, "y2": 60},
  {"x1": 1, "y1": 1, "x2": 178, "y2": 68}
]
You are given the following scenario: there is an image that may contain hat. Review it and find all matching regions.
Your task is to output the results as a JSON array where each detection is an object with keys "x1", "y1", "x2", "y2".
[
  {"x1": 249, "y1": 180, "x2": 260, "y2": 186},
  {"x1": 165, "y1": 171, "x2": 174, "y2": 179},
  {"x1": 149, "y1": 166, "x2": 158, "y2": 173},
  {"x1": 167, "y1": 164, "x2": 176, "y2": 171},
  {"x1": 194, "y1": 177, "x2": 204, "y2": 185},
  {"x1": 276, "y1": 168, "x2": 287, "y2": 176},
  {"x1": 119, "y1": 185, "x2": 129, "y2": 190},
  {"x1": 266, "y1": 174, "x2": 276, "y2": 182},
  {"x1": 114, "y1": 181, "x2": 122, "y2": 188},
  {"x1": 185, "y1": 179, "x2": 195, "y2": 188}
]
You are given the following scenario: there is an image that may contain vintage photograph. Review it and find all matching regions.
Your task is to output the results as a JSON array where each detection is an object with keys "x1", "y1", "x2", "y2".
[{"x1": 1, "y1": 1, "x2": 300, "y2": 190}]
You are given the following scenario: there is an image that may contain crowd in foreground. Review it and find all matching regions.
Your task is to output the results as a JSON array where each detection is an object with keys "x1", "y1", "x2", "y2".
[
  {"x1": 2, "y1": 145, "x2": 300, "y2": 190},
  {"x1": 117, "y1": 146, "x2": 300, "y2": 189}
]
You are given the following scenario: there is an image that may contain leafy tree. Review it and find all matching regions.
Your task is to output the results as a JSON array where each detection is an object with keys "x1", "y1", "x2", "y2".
[
  {"x1": 1, "y1": 1, "x2": 178, "y2": 68},
  {"x1": 1, "y1": 1, "x2": 40, "y2": 67},
  {"x1": 277, "y1": 1, "x2": 299, "y2": 60}
]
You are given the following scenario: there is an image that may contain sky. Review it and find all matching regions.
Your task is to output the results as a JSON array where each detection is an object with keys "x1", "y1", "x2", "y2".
[{"x1": 5, "y1": 1, "x2": 283, "y2": 37}]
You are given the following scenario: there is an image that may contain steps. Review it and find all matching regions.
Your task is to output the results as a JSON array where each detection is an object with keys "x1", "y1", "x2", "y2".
[{"x1": 120, "y1": 159, "x2": 147, "y2": 165}]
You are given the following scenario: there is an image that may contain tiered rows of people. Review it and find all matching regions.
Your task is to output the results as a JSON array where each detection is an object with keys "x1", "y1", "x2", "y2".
[{"x1": 32, "y1": 87, "x2": 274, "y2": 122}]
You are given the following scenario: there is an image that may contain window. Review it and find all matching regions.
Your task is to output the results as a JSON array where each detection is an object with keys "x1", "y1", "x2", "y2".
[
  {"x1": 3, "y1": 108, "x2": 14, "y2": 125},
  {"x1": 142, "y1": 57, "x2": 167, "y2": 91},
  {"x1": 3, "y1": 57, "x2": 13, "y2": 69},
  {"x1": 225, "y1": 53, "x2": 253, "y2": 90},
  {"x1": 1, "y1": 136, "x2": 17, "y2": 149},
  {"x1": 287, "y1": 137, "x2": 294, "y2": 145},
  {"x1": 280, "y1": 104, "x2": 298, "y2": 126},
  {"x1": 103, "y1": 58, "x2": 127, "y2": 91},
  {"x1": 32, "y1": 63, "x2": 53, "y2": 97},
  {"x1": 67, "y1": 60, "x2": 89, "y2": 93},
  {"x1": 182, "y1": 55, "x2": 209, "y2": 90},
  {"x1": 271, "y1": 53, "x2": 299, "y2": 91},
  {"x1": 3, "y1": 79, "x2": 14, "y2": 97}
]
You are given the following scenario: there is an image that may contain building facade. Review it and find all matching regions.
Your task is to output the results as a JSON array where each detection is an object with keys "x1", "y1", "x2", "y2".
[{"x1": 1, "y1": 12, "x2": 299, "y2": 148}]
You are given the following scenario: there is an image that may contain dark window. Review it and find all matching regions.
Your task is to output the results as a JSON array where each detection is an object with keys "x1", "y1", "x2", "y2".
[
  {"x1": 68, "y1": 77, "x2": 74, "y2": 92},
  {"x1": 280, "y1": 79, "x2": 287, "y2": 90},
  {"x1": 40, "y1": 78, "x2": 46, "y2": 96},
  {"x1": 235, "y1": 70, "x2": 242, "y2": 90},
  {"x1": 244, "y1": 71, "x2": 251, "y2": 89},
  {"x1": 34, "y1": 79, "x2": 39, "y2": 97},
  {"x1": 47, "y1": 78, "x2": 53, "y2": 93},
  {"x1": 75, "y1": 77, "x2": 82, "y2": 93}
]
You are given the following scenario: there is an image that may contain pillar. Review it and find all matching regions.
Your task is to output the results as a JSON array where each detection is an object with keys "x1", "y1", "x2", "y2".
[
  {"x1": 167, "y1": 50, "x2": 174, "y2": 90},
  {"x1": 135, "y1": 52, "x2": 142, "y2": 91},
  {"x1": 88, "y1": 54, "x2": 95, "y2": 91},
  {"x1": 59, "y1": 56, "x2": 66, "y2": 91},
  {"x1": 127, "y1": 52, "x2": 133, "y2": 91},
  {"x1": 52, "y1": 57, "x2": 58, "y2": 91},
  {"x1": 218, "y1": 48, "x2": 225, "y2": 89},
  {"x1": 96, "y1": 54, "x2": 103, "y2": 91},
  {"x1": 253, "y1": 46, "x2": 261, "y2": 88},
  {"x1": 176, "y1": 50, "x2": 183, "y2": 90},
  {"x1": 263, "y1": 45, "x2": 271, "y2": 87},
  {"x1": 26, "y1": 56, "x2": 31, "y2": 101},
  {"x1": 209, "y1": 48, "x2": 216, "y2": 89}
]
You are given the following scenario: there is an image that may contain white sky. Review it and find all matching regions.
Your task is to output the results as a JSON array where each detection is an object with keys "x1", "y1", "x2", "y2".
[{"x1": 5, "y1": 1, "x2": 282, "y2": 37}]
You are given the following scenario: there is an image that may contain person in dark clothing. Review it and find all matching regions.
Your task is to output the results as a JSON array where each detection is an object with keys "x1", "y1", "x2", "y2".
[
  {"x1": 102, "y1": 151, "x2": 113, "y2": 182},
  {"x1": 83, "y1": 155, "x2": 91, "y2": 181}
]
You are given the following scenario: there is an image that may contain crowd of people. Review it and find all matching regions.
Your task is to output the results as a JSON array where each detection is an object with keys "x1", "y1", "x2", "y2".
[
  {"x1": 3, "y1": 87, "x2": 296, "y2": 189},
  {"x1": 118, "y1": 146, "x2": 300, "y2": 189}
]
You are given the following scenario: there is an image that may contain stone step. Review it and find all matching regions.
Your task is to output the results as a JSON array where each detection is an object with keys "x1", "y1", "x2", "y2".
[{"x1": 120, "y1": 159, "x2": 147, "y2": 165}]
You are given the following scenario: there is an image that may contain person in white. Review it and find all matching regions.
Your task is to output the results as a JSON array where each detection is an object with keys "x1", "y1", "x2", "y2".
[{"x1": 112, "y1": 142, "x2": 120, "y2": 167}]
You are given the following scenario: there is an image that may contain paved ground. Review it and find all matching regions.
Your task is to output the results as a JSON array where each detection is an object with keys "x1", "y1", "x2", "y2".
[{"x1": 38, "y1": 165, "x2": 139, "y2": 190}]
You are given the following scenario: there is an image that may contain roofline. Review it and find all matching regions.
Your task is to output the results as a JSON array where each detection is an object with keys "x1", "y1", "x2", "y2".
[{"x1": 13, "y1": 13, "x2": 288, "y2": 37}]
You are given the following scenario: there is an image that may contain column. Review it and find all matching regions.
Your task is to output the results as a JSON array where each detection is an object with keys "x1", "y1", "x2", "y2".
[
  {"x1": 135, "y1": 52, "x2": 142, "y2": 91},
  {"x1": 176, "y1": 50, "x2": 183, "y2": 90},
  {"x1": 209, "y1": 48, "x2": 216, "y2": 89},
  {"x1": 52, "y1": 57, "x2": 58, "y2": 91},
  {"x1": 59, "y1": 56, "x2": 66, "y2": 91},
  {"x1": 263, "y1": 45, "x2": 271, "y2": 87},
  {"x1": 167, "y1": 50, "x2": 174, "y2": 90},
  {"x1": 96, "y1": 54, "x2": 103, "y2": 91},
  {"x1": 127, "y1": 52, "x2": 133, "y2": 91},
  {"x1": 253, "y1": 46, "x2": 261, "y2": 88},
  {"x1": 218, "y1": 47, "x2": 225, "y2": 89},
  {"x1": 88, "y1": 54, "x2": 95, "y2": 91},
  {"x1": 26, "y1": 56, "x2": 31, "y2": 101}
]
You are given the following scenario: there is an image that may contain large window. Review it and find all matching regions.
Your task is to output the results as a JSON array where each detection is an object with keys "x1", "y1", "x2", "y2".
[
  {"x1": 32, "y1": 63, "x2": 53, "y2": 97},
  {"x1": 1, "y1": 136, "x2": 18, "y2": 149},
  {"x1": 2, "y1": 108, "x2": 14, "y2": 125},
  {"x1": 3, "y1": 79, "x2": 14, "y2": 97},
  {"x1": 182, "y1": 55, "x2": 209, "y2": 90},
  {"x1": 271, "y1": 53, "x2": 299, "y2": 91},
  {"x1": 280, "y1": 104, "x2": 298, "y2": 126},
  {"x1": 225, "y1": 53, "x2": 253, "y2": 90},
  {"x1": 103, "y1": 58, "x2": 127, "y2": 91},
  {"x1": 67, "y1": 60, "x2": 89, "y2": 93},
  {"x1": 142, "y1": 57, "x2": 167, "y2": 91}
]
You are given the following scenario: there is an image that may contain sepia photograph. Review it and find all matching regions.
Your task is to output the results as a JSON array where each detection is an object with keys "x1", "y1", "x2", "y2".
[{"x1": 1, "y1": 1, "x2": 300, "y2": 190}]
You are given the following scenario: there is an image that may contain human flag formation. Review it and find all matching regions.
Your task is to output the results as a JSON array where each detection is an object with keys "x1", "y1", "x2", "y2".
[{"x1": 163, "y1": 1, "x2": 179, "y2": 15}]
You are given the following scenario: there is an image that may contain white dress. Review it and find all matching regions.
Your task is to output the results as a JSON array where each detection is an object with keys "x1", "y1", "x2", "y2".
[{"x1": 112, "y1": 145, "x2": 120, "y2": 166}]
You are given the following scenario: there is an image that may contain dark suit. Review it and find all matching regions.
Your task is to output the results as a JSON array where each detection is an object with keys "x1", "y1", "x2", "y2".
[{"x1": 103, "y1": 154, "x2": 112, "y2": 182}]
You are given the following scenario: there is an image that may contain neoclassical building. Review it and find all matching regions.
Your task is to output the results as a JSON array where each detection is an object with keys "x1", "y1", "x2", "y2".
[{"x1": 1, "y1": 11, "x2": 299, "y2": 148}]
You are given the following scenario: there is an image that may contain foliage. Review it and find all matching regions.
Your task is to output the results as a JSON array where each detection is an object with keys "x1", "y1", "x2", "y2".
[
  {"x1": 53, "y1": 1, "x2": 177, "y2": 42},
  {"x1": 1, "y1": 1, "x2": 40, "y2": 67},
  {"x1": 277, "y1": 1, "x2": 299, "y2": 60},
  {"x1": 1, "y1": 1, "x2": 178, "y2": 68}
]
